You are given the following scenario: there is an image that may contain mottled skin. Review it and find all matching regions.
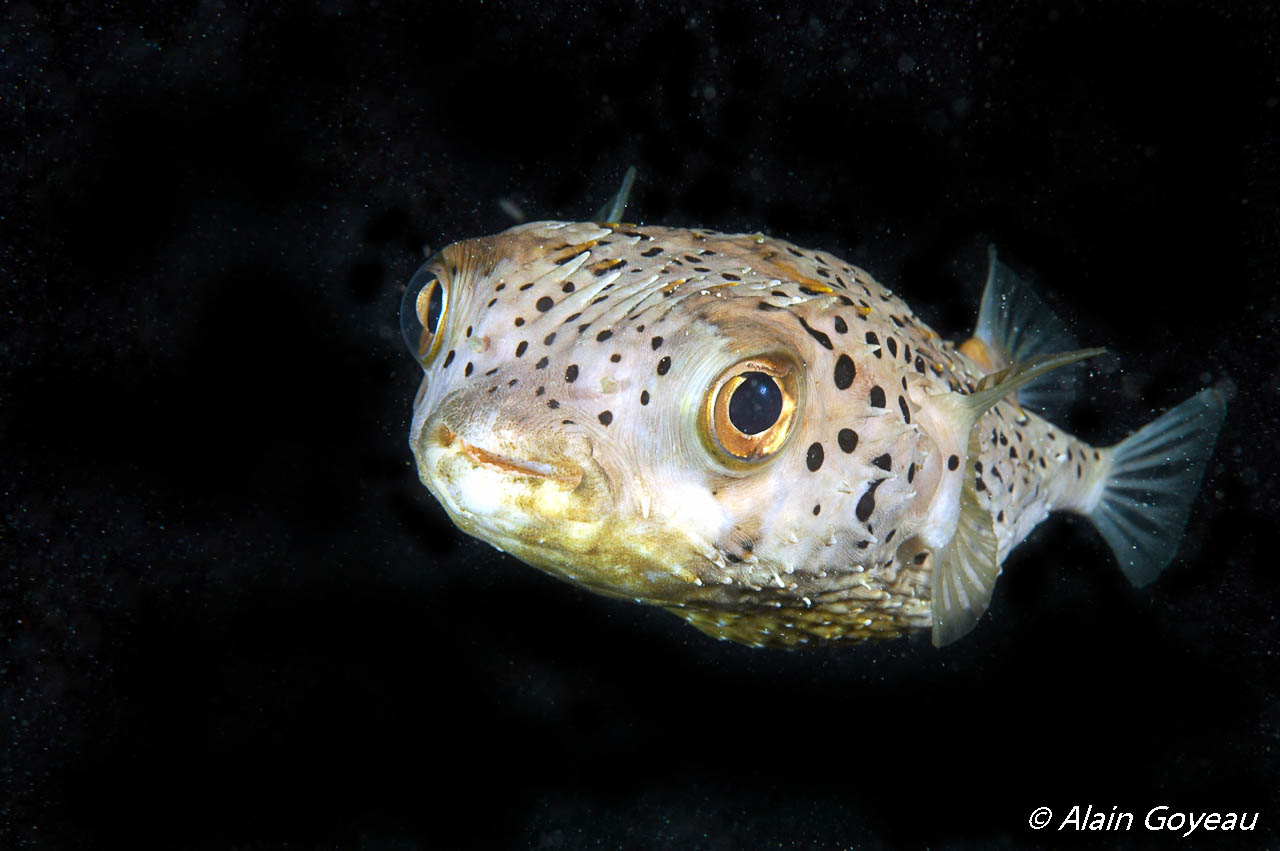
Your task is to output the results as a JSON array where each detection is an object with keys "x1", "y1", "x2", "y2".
[{"x1": 406, "y1": 221, "x2": 1109, "y2": 646}]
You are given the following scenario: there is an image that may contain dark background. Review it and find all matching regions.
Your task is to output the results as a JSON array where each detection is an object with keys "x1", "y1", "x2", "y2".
[{"x1": 4, "y1": 1, "x2": 1277, "y2": 848}]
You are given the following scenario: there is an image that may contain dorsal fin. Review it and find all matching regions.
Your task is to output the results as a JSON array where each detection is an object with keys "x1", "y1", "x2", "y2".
[
  {"x1": 960, "y1": 247, "x2": 1082, "y2": 420},
  {"x1": 593, "y1": 165, "x2": 638, "y2": 223}
]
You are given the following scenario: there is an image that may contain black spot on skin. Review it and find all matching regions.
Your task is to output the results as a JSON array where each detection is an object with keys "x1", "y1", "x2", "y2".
[
  {"x1": 798, "y1": 286, "x2": 827, "y2": 297},
  {"x1": 536, "y1": 296, "x2": 554, "y2": 312},
  {"x1": 515, "y1": 341, "x2": 527, "y2": 357},
  {"x1": 598, "y1": 411, "x2": 613, "y2": 426},
  {"x1": 872, "y1": 453, "x2": 891, "y2": 471},
  {"x1": 948, "y1": 455, "x2": 959, "y2": 471},
  {"x1": 657, "y1": 356, "x2": 671, "y2": 375},
  {"x1": 886, "y1": 337, "x2": 897, "y2": 357},
  {"x1": 856, "y1": 540, "x2": 870, "y2": 550},
  {"x1": 443, "y1": 350, "x2": 455, "y2": 368},
  {"x1": 596, "y1": 329, "x2": 613, "y2": 342},
  {"x1": 975, "y1": 461, "x2": 983, "y2": 473},
  {"x1": 812, "y1": 504, "x2": 821, "y2": 516},
  {"x1": 536, "y1": 386, "x2": 545, "y2": 396},
  {"x1": 976, "y1": 478, "x2": 987, "y2": 492},
  {"x1": 834, "y1": 354, "x2": 856, "y2": 390},
  {"x1": 797, "y1": 316, "x2": 833, "y2": 350},
  {"x1": 884, "y1": 529, "x2": 895, "y2": 544},
  {"x1": 866, "y1": 331, "x2": 881, "y2": 358},
  {"x1": 518, "y1": 283, "x2": 534, "y2": 292},
  {"x1": 838, "y1": 428, "x2": 857, "y2": 453},
  {"x1": 833, "y1": 316, "x2": 848, "y2": 334},
  {"x1": 562, "y1": 282, "x2": 575, "y2": 293},
  {"x1": 997, "y1": 510, "x2": 1005, "y2": 523},
  {"x1": 536, "y1": 356, "x2": 549, "y2": 370},
  {"x1": 869, "y1": 386, "x2": 886, "y2": 408},
  {"x1": 907, "y1": 462, "x2": 915, "y2": 483},
  {"x1": 641, "y1": 246, "x2": 663, "y2": 257},
  {"x1": 544, "y1": 332, "x2": 557, "y2": 345},
  {"x1": 548, "y1": 400, "x2": 560, "y2": 409},
  {"x1": 514, "y1": 317, "x2": 525, "y2": 327},
  {"x1": 898, "y1": 396, "x2": 910, "y2": 423},
  {"x1": 721, "y1": 272, "x2": 741, "y2": 281},
  {"x1": 464, "y1": 362, "x2": 474, "y2": 377},
  {"x1": 651, "y1": 336, "x2": 664, "y2": 350},
  {"x1": 565, "y1": 364, "x2": 579, "y2": 383},
  {"x1": 806, "y1": 442, "x2": 824, "y2": 472},
  {"x1": 855, "y1": 479, "x2": 883, "y2": 522},
  {"x1": 610, "y1": 353, "x2": 621, "y2": 363},
  {"x1": 640, "y1": 390, "x2": 650, "y2": 406}
]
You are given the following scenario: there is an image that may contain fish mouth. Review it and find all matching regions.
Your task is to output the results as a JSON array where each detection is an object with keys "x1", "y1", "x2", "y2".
[{"x1": 437, "y1": 424, "x2": 585, "y2": 487}]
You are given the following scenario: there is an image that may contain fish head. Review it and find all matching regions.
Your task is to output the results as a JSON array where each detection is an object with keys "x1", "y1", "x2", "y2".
[{"x1": 402, "y1": 221, "x2": 929, "y2": 625}]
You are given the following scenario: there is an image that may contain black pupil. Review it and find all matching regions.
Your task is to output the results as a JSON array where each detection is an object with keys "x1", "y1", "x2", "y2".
[
  {"x1": 727, "y1": 372, "x2": 782, "y2": 435},
  {"x1": 424, "y1": 281, "x2": 444, "y2": 333}
]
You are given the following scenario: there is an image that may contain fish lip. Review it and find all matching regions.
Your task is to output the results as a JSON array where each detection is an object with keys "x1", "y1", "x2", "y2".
[{"x1": 437, "y1": 424, "x2": 585, "y2": 486}]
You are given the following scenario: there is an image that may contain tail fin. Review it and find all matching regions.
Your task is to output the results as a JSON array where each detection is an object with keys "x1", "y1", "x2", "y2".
[{"x1": 1088, "y1": 388, "x2": 1227, "y2": 586}]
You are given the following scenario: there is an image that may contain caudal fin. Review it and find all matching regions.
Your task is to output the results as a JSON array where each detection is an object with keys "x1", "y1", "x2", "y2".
[{"x1": 1088, "y1": 389, "x2": 1227, "y2": 586}]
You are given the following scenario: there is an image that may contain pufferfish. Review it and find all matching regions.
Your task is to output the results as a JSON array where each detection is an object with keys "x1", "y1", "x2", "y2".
[{"x1": 400, "y1": 171, "x2": 1225, "y2": 647}]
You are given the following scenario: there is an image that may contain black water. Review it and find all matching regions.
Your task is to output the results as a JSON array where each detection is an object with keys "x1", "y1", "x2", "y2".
[{"x1": 5, "y1": 2, "x2": 1276, "y2": 848}]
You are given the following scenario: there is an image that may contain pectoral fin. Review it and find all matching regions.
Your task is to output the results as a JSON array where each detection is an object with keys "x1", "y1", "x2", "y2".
[
  {"x1": 931, "y1": 437, "x2": 1000, "y2": 646},
  {"x1": 927, "y1": 349, "x2": 1104, "y2": 647},
  {"x1": 593, "y1": 165, "x2": 638, "y2": 223}
]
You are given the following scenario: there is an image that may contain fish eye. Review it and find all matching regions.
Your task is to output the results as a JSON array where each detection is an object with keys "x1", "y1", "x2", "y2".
[
  {"x1": 400, "y1": 258, "x2": 449, "y2": 366},
  {"x1": 702, "y1": 355, "x2": 800, "y2": 465},
  {"x1": 728, "y1": 372, "x2": 783, "y2": 434}
]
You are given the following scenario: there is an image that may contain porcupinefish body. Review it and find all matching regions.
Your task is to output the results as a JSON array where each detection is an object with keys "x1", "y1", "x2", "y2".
[{"x1": 400, "y1": 183, "x2": 1225, "y2": 648}]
